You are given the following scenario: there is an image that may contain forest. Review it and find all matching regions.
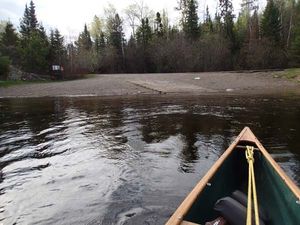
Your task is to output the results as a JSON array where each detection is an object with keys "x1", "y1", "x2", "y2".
[{"x1": 0, "y1": 0, "x2": 300, "y2": 78}]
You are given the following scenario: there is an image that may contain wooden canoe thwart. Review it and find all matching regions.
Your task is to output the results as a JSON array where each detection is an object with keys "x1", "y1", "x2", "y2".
[{"x1": 166, "y1": 127, "x2": 300, "y2": 225}]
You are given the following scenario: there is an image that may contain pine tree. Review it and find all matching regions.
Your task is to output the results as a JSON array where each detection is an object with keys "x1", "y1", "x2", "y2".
[
  {"x1": 213, "y1": 12, "x2": 222, "y2": 34},
  {"x1": 261, "y1": 0, "x2": 282, "y2": 44},
  {"x1": 20, "y1": 4, "x2": 31, "y2": 38},
  {"x1": 184, "y1": 0, "x2": 200, "y2": 39},
  {"x1": 219, "y1": 0, "x2": 235, "y2": 44},
  {"x1": 93, "y1": 32, "x2": 106, "y2": 56},
  {"x1": 21, "y1": 32, "x2": 49, "y2": 73},
  {"x1": 107, "y1": 13, "x2": 125, "y2": 72},
  {"x1": 19, "y1": 1, "x2": 49, "y2": 73},
  {"x1": 203, "y1": 6, "x2": 213, "y2": 34},
  {"x1": 161, "y1": 10, "x2": 170, "y2": 39},
  {"x1": 155, "y1": 12, "x2": 163, "y2": 37},
  {"x1": 99, "y1": 32, "x2": 106, "y2": 50},
  {"x1": 0, "y1": 22, "x2": 19, "y2": 64},
  {"x1": 290, "y1": 0, "x2": 300, "y2": 64},
  {"x1": 108, "y1": 14, "x2": 124, "y2": 53},
  {"x1": 76, "y1": 24, "x2": 92, "y2": 51},
  {"x1": 49, "y1": 28, "x2": 65, "y2": 64},
  {"x1": 20, "y1": 0, "x2": 38, "y2": 38},
  {"x1": 136, "y1": 18, "x2": 152, "y2": 47},
  {"x1": 1, "y1": 22, "x2": 18, "y2": 47},
  {"x1": 94, "y1": 35, "x2": 100, "y2": 54},
  {"x1": 250, "y1": 10, "x2": 259, "y2": 40},
  {"x1": 29, "y1": 0, "x2": 38, "y2": 31}
]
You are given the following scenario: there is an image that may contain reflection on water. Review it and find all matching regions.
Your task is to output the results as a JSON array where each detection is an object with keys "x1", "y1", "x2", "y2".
[{"x1": 0, "y1": 96, "x2": 300, "y2": 224}]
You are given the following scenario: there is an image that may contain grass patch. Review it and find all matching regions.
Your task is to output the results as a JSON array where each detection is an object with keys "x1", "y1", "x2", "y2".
[
  {"x1": 0, "y1": 80, "x2": 50, "y2": 87},
  {"x1": 83, "y1": 74, "x2": 97, "y2": 79},
  {"x1": 0, "y1": 74, "x2": 95, "y2": 87},
  {"x1": 284, "y1": 68, "x2": 300, "y2": 79}
]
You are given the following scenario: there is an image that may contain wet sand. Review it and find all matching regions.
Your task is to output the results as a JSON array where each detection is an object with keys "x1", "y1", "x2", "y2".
[{"x1": 0, "y1": 71, "x2": 299, "y2": 98}]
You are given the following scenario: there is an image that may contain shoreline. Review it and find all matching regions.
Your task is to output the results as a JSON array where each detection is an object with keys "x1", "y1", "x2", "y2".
[{"x1": 0, "y1": 71, "x2": 299, "y2": 98}]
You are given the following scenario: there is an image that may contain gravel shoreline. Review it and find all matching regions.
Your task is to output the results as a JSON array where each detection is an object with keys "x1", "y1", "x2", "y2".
[{"x1": 0, "y1": 72, "x2": 299, "y2": 98}]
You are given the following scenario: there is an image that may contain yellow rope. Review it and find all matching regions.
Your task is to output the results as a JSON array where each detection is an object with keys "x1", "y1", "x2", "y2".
[{"x1": 245, "y1": 146, "x2": 260, "y2": 225}]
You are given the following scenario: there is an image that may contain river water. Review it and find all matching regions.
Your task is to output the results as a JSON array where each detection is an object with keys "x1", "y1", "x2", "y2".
[{"x1": 0, "y1": 96, "x2": 299, "y2": 225}]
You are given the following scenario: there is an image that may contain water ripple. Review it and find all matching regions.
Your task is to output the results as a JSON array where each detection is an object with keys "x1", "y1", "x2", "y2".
[{"x1": 0, "y1": 96, "x2": 299, "y2": 224}]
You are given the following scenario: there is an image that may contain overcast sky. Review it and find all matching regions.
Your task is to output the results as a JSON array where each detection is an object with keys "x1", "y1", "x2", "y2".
[{"x1": 0, "y1": 0, "x2": 266, "y2": 40}]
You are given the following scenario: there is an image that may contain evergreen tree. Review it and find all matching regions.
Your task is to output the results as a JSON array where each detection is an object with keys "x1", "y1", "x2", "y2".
[
  {"x1": 21, "y1": 32, "x2": 49, "y2": 73},
  {"x1": 219, "y1": 0, "x2": 235, "y2": 44},
  {"x1": 1, "y1": 22, "x2": 18, "y2": 47},
  {"x1": 203, "y1": 6, "x2": 213, "y2": 34},
  {"x1": 213, "y1": 12, "x2": 222, "y2": 34},
  {"x1": 261, "y1": 0, "x2": 282, "y2": 44},
  {"x1": 20, "y1": 0, "x2": 38, "y2": 38},
  {"x1": 0, "y1": 52, "x2": 11, "y2": 79},
  {"x1": 94, "y1": 35, "x2": 100, "y2": 54},
  {"x1": 29, "y1": 0, "x2": 38, "y2": 31},
  {"x1": 20, "y1": 4, "x2": 31, "y2": 38},
  {"x1": 161, "y1": 10, "x2": 170, "y2": 39},
  {"x1": 290, "y1": 0, "x2": 300, "y2": 64},
  {"x1": 0, "y1": 22, "x2": 19, "y2": 64},
  {"x1": 76, "y1": 24, "x2": 92, "y2": 51},
  {"x1": 19, "y1": 1, "x2": 49, "y2": 73},
  {"x1": 184, "y1": 0, "x2": 200, "y2": 39},
  {"x1": 99, "y1": 32, "x2": 106, "y2": 50},
  {"x1": 49, "y1": 28, "x2": 65, "y2": 64},
  {"x1": 250, "y1": 10, "x2": 259, "y2": 40},
  {"x1": 136, "y1": 18, "x2": 153, "y2": 72},
  {"x1": 136, "y1": 18, "x2": 152, "y2": 47},
  {"x1": 155, "y1": 12, "x2": 163, "y2": 37},
  {"x1": 108, "y1": 14, "x2": 124, "y2": 53},
  {"x1": 107, "y1": 13, "x2": 125, "y2": 72}
]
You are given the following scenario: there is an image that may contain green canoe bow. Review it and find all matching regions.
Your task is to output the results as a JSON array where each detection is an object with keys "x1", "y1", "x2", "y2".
[{"x1": 166, "y1": 127, "x2": 300, "y2": 225}]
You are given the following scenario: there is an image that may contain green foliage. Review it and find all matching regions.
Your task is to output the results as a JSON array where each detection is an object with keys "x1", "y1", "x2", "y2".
[
  {"x1": 21, "y1": 31, "x2": 49, "y2": 73},
  {"x1": 261, "y1": 0, "x2": 282, "y2": 44},
  {"x1": 107, "y1": 14, "x2": 124, "y2": 52},
  {"x1": 94, "y1": 32, "x2": 106, "y2": 54},
  {"x1": 284, "y1": 68, "x2": 300, "y2": 79},
  {"x1": 49, "y1": 29, "x2": 65, "y2": 64},
  {"x1": 0, "y1": 53, "x2": 11, "y2": 79},
  {"x1": 183, "y1": 0, "x2": 200, "y2": 39},
  {"x1": 1, "y1": 22, "x2": 18, "y2": 46},
  {"x1": 19, "y1": 0, "x2": 49, "y2": 73},
  {"x1": 0, "y1": 22, "x2": 19, "y2": 65},
  {"x1": 202, "y1": 6, "x2": 213, "y2": 34},
  {"x1": 4, "y1": 0, "x2": 300, "y2": 75},
  {"x1": 155, "y1": 12, "x2": 163, "y2": 37},
  {"x1": 20, "y1": 4, "x2": 31, "y2": 37},
  {"x1": 219, "y1": 0, "x2": 235, "y2": 45},
  {"x1": 290, "y1": 1, "x2": 300, "y2": 65},
  {"x1": 136, "y1": 18, "x2": 152, "y2": 47},
  {"x1": 20, "y1": 0, "x2": 38, "y2": 38},
  {"x1": 76, "y1": 24, "x2": 92, "y2": 51}
]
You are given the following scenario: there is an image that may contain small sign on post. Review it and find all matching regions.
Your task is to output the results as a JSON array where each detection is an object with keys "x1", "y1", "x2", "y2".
[{"x1": 51, "y1": 65, "x2": 63, "y2": 80}]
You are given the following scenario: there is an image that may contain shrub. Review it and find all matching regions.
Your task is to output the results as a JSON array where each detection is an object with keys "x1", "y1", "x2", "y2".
[{"x1": 0, "y1": 53, "x2": 11, "y2": 79}]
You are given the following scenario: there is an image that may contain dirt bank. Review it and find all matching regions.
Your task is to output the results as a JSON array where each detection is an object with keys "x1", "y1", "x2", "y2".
[{"x1": 0, "y1": 71, "x2": 299, "y2": 98}]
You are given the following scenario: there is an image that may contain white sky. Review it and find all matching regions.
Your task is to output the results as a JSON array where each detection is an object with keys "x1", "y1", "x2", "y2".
[{"x1": 0, "y1": 0, "x2": 266, "y2": 41}]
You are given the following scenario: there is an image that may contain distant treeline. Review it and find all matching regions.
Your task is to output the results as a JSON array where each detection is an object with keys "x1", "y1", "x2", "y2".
[{"x1": 1, "y1": 0, "x2": 300, "y2": 77}]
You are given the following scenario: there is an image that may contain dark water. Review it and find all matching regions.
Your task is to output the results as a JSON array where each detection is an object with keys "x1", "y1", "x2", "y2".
[{"x1": 0, "y1": 96, "x2": 299, "y2": 225}]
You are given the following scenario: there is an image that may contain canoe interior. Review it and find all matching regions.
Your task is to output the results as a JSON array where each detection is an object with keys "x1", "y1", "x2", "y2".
[{"x1": 183, "y1": 140, "x2": 300, "y2": 225}]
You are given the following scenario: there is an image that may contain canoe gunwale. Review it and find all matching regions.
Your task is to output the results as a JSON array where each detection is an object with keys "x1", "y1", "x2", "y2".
[{"x1": 165, "y1": 127, "x2": 300, "y2": 225}]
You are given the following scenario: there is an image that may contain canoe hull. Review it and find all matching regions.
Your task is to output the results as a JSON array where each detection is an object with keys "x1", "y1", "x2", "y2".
[{"x1": 166, "y1": 127, "x2": 300, "y2": 225}]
